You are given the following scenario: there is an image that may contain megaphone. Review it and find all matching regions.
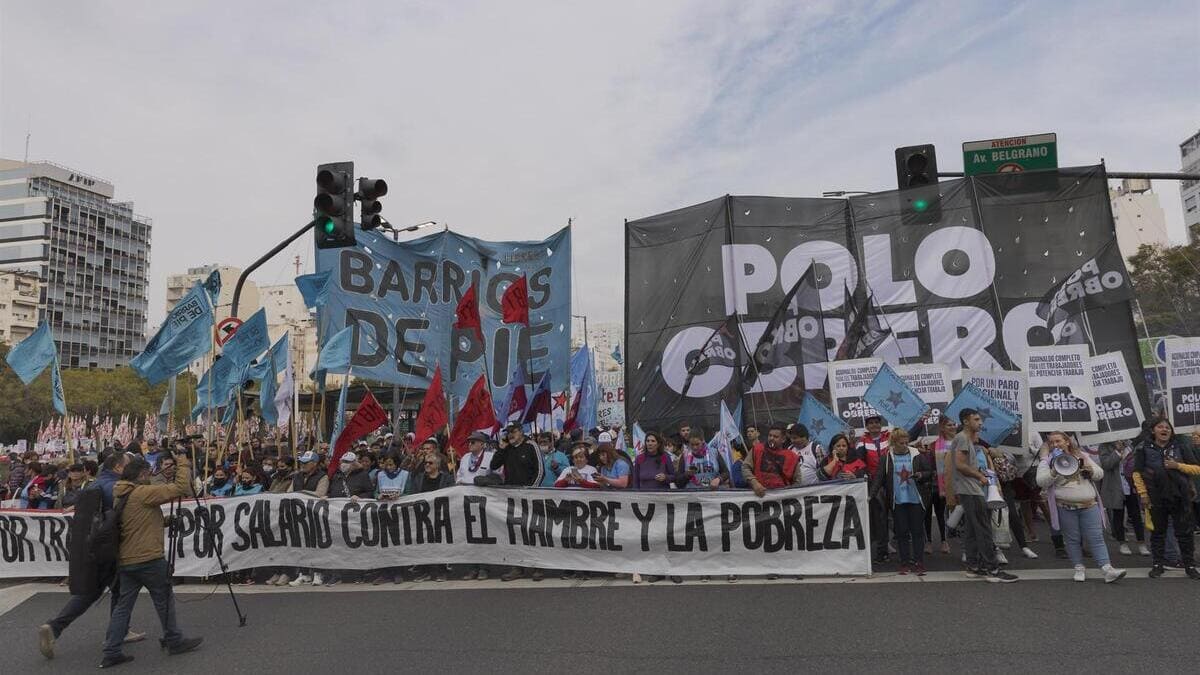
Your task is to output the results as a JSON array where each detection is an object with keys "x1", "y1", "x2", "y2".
[
  {"x1": 985, "y1": 469, "x2": 1006, "y2": 511},
  {"x1": 1052, "y1": 451, "x2": 1079, "y2": 478}
]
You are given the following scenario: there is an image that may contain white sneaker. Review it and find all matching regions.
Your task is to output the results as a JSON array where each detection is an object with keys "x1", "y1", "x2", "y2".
[
  {"x1": 1119, "y1": 543, "x2": 1132, "y2": 555},
  {"x1": 1103, "y1": 565, "x2": 1127, "y2": 584},
  {"x1": 995, "y1": 550, "x2": 1009, "y2": 565},
  {"x1": 1021, "y1": 547, "x2": 1038, "y2": 559},
  {"x1": 1073, "y1": 566, "x2": 1086, "y2": 582},
  {"x1": 632, "y1": 573, "x2": 642, "y2": 584},
  {"x1": 289, "y1": 574, "x2": 312, "y2": 587},
  {"x1": 264, "y1": 574, "x2": 280, "y2": 586},
  {"x1": 1138, "y1": 544, "x2": 1151, "y2": 556},
  {"x1": 273, "y1": 574, "x2": 291, "y2": 586},
  {"x1": 312, "y1": 573, "x2": 324, "y2": 586}
]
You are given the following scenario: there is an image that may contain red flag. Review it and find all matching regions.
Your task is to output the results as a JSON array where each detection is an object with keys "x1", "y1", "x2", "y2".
[
  {"x1": 449, "y1": 375, "x2": 498, "y2": 458},
  {"x1": 563, "y1": 389, "x2": 583, "y2": 433},
  {"x1": 414, "y1": 365, "x2": 448, "y2": 445},
  {"x1": 501, "y1": 275, "x2": 529, "y2": 325},
  {"x1": 454, "y1": 283, "x2": 482, "y2": 339},
  {"x1": 327, "y1": 390, "x2": 389, "y2": 477}
]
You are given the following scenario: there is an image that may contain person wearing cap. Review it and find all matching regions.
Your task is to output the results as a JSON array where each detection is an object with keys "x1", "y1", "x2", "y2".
[
  {"x1": 286, "y1": 451, "x2": 329, "y2": 587},
  {"x1": 328, "y1": 452, "x2": 375, "y2": 500},
  {"x1": 456, "y1": 432, "x2": 495, "y2": 487},
  {"x1": 492, "y1": 422, "x2": 546, "y2": 581},
  {"x1": 537, "y1": 432, "x2": 568, "y2": 488}
]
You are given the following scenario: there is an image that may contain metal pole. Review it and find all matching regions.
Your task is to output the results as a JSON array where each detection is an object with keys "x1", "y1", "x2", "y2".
[
  {"x1": 938, "y1": 171, "x2": 1200, "y2": 180},
  {"x1": 230, "y1": 219, "x2": 316, "y2": 319}
]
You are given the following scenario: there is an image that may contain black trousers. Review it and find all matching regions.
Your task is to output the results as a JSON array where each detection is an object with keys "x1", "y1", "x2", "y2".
[{"x1": 1150, "y1": 498, "x2": 1195, "y2": 566}]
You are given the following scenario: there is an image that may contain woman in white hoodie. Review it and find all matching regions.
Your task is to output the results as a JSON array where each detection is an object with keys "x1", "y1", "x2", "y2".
[{"x1": 1036, "y1": 431, "x2": 1126, "y2": 583}]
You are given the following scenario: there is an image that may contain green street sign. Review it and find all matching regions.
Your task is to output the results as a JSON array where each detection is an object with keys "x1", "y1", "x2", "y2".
[{"x1": 962, "y1": 133, "x2": 1057, "y2": 176}]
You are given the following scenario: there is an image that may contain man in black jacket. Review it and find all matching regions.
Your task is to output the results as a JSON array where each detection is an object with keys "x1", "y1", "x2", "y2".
[
  {"x1": 491, "y1": 422, "x2": 545, "y2": 581},
  {"x1": 323, "y1": 451, "x2": 375, "y2": 586}
]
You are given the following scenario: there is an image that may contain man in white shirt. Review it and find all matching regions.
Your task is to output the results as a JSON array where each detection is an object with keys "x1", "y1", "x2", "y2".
[
  {"x1": 788, "y1": 424, "x2": 826, "y2": 486},
  {"x1": 456, "y1": 432, "x2": 495, "y2": 486}
]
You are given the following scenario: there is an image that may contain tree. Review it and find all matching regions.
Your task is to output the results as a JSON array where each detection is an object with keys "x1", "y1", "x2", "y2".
[
  {"x1": 0, "y1": 343, "x2": 197, "y2": 444},
  {"x1": 1126, "y1": 225, "x2": 1200, "y2": 338}
]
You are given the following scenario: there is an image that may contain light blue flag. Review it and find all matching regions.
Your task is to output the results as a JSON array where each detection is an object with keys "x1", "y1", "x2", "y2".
[
  {"x1": 157, "y1": 376, "x2": 177, "y2": 435},
  {"x1": 632, "y1": 422, "x2": 646, "y2": 456},
  {"x1": 257, "y1": 334, "x2": 288, "y2": 426},
  {"x1": 220, "y1": 309, "x2": 269, "y2": 367},
  {"x1": 203, "y1": 269, "x2": 222, "y2": 305},
  {"x1": 945, "y1": 383, "x2": 1021, "y2": 448},
  {"x1": 6, "y1": 322, "x2": 67, "y2": 415},
  {"x1": 329, "y1": 375, "x2": 350, "y2": 446},
  {"x1": 132, "y1": 282, "x2": 214, "y2": 385},
  {"x1": 568, "y1": 346, "x2": 598, "y2": 432},
  {"x1": 6, "y1": 322, "x2": 58, "y2": 384},
  {"x1": 863, "y1": 363, "x2": 930, "y2": 432},
  {"x1": 295, "y1": 271, "x2": 332, "y2": 309},
  {"x1": 797, "y1": 393, "x2": 847, "y2": 454},
  {"x1": 314, "y1": 325, "x2": 353, "y2": 376},
  {"x1": 221, "y1": 388, "x2": 239, "y2": 426},
  {"x1": 611, "y1": 342, "x2": 623, "y2": 366},
  {"x1": 719, "y1": 400, "x2": 744, "y2": 447}
]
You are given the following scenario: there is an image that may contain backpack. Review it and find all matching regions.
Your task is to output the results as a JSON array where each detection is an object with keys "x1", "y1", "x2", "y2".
[{"x1": 89, "y1": 492, "x2": 130, "y2": 565}]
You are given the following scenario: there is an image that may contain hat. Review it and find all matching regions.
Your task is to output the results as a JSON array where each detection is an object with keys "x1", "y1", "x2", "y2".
[
  {"x1": 505, "y1": 421, "x2": 522, "y2": 431},
  {"x1": 340, "y1": 451, "x2": 358, "y2": 464},
  {"x1": 357, "y1": 440, "x2": 368, "y2": 447},
  {"x1": 384, "y1": 432, "x2": 394, "y2": 438},
  {"x1": 597, "y1": 431, "x2": 614, "y2": 444},
  {"x1": 572, "y1": 437, "x2": 596, "y2": 449},
  {"x1": 298, "y1": 451, "x2": 318, "y2": 463},
  {"x1": 467, "y1": 431, "x2": 491, "y2": 443}
]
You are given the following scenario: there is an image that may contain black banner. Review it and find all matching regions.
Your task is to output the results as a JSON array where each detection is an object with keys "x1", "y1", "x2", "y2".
[{"x1": 626, "y1": 166, "x2": 1145, "y2": 432}]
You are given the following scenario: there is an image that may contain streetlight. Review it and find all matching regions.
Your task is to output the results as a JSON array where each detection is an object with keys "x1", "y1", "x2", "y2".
[
  {"x1": 380, "y1": 219, "x2": 438, "y2": 241},
  {"x1": 821, "y1": 190, "x2": 873, "y2": 197}
]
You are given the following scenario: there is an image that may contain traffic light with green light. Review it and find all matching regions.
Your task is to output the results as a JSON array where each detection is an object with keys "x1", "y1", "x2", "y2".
[
  {"x1": 894, "y1": 145, "x2": 941, "y2": 224},
  {"x1": 314, "y1": 161, "x2": 355, "y2": 249}
]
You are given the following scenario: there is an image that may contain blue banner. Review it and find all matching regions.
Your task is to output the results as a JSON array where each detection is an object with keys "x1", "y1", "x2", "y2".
[
  {"x1": 944, "y1": 383, "x2": 1022, "y2": 447},
  {"x1": 862, "y1": 363, "x2": 929, "y2": 432},
  {"x1": 314, "y1": 226, "x2": 571, "y2": 403},
  {"x1": 6, "y1": 322, "x2": 57, "y2": 385},
  {"x1": 796, "y1": 393, "x2": 847, "y2": 453},
  {"x1": 132, "y1": 282, "x2": 214, "y2": 386}
]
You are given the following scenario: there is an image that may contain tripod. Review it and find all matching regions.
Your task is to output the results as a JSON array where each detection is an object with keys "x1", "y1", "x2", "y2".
[{"x1": 168, "y1": 488, "x2": 248, "y2": 628}]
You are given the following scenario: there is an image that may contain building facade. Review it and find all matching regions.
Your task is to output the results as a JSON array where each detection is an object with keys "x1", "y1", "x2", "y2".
[
  {"x1": 0, "y1": 159, "x2": 150, "y2": 368},
  {"x1": 0, "y1": 270, "x2": 41, "y2": 345},
  {"x1": 1109, "y1": 178, "x2": 1170, "y2": 260},
  {"x1": 1181, "y1": 129, "x2": 1200, "y2": 241},
  {"x1": 258, "y1": 283, "x2": 319, "y2": 386}
]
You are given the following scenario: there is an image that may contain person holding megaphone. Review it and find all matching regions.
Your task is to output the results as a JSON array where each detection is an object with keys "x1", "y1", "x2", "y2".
[{"x1": 1036, "y1": 431, "x2": 1126, "y2": 583}]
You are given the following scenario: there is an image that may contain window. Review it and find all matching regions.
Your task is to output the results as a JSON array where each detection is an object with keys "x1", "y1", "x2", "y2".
[{"x1": 1187, "y1": 195, "x2": 1198, "y2": 213}]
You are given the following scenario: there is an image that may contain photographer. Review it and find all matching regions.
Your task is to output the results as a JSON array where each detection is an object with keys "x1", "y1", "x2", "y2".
[{"x1": 100, "y1": 451, "x2": 202, "y2": 668}]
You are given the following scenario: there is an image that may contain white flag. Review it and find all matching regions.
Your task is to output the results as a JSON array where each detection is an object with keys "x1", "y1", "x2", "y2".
[{"x1": 274, "y1": 349, "x2": 295, "y2": 429}]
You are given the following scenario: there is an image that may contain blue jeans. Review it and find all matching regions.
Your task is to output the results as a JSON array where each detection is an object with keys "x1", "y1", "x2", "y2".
[
  {"x1": 103, "y1": 558, "x2": 182, "y2": 659},
  {"x1": 1057, "y1": 504, "x2": 1110, "y2": 568}
]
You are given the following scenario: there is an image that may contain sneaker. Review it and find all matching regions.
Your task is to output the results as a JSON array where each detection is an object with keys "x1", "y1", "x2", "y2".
[
  {"x1": 273, "y1": 574, "x2": 291, "y2": 586},
  {"x1": 1148, "y1": 564, "x2": 1165, "y2": 578},
  {"x1": 500, "y1": 568, "x2": 523, "y2": 582},
  {"x1": 1073, "y1": 566, "x2": 1086, "y2": 582},
  {"x1": 477, "y1": 568, "x2": 489, "y2": 581},
  {"x1": 669, "y1": 575, "x2": 683, "y2": 584},
  {"x1": 1186, "y1": 566, "x2": 1200, "y2": 581},
  {"x1": 1021, "y1": 547, "x2": 1038, "y2": 559},
  {"x1": 1104, "y1": 566, "x2": 1128, "y2": 583},
  {"x1": 1118, "y1": 543, "x2": 1132, "y2": 556},
  {"x1": 531, "y1": 569, "x2": 545, "y2": 582},
  {"x1": 123, "y1": 631, "x2": 145, "y2": 644},
  {"x1": 393, "y1": 573, "x2": 405, "y2": 584},
  {"x1": 372, "y1": 574, "x2": 388, "y2": 585},
  {"x1": 37, "y1": 623, "x2": 54, "y2": 660},
  {"x1": 995, "y1": 550, "x2": 1009, "y2": 565},
  {"x1": 434, "y1": 572, "x2": 447, "y2": 582},
  {"x1": 964, "y1": 568, "x2": 987, "y2": 579},
  {"x1": 727, "y1": 574, "x2": 738, "y2": 582},
  {"x1": 645, "y1": 575, "x2": 661, "y2": 583},
  {"x1": 289, "y1": 574, "x2": 311, "y2": 587},
  {"x1": 986, "y1": 569, "x2": 1019, "y2": 583},
  {"x1": 700, "y1": 575, "x2": 710, "y2": 582},
  {"x1": 1138, "y1": 544, "x2": 1151, "y2": 556},
  {"x1": 311, "y1": 573, "x2": 324, "y2": 586},
  {"x1": 462, "y1": 568, "x2": 479, "y2": 581},
  {"x1": 560, "y1": 570, "x2": 575, "y2": 580},
  {"x1": 632, "y1": 573, "x2": 643, "y2": 584},
  {"x1": 323, "y1": 575, "x2": 340, "y2": 587},
  {"x1": 898, "y1": 564, "x2": 910, "y2": 575},
  {"x1": 578, "y1": 571, "x2": 590, "y2": 581},
  {"x1": 264, "y1": 574, "x2": 280, "y2": 586},
  {"x1": 166, "y1": 636, "x2": 203, "y2": 656},
  {"x1": 98, "y1": 654, "x2": 134, "y2": 669},
  {"x1": 411, "y1": 570, "x2": 431, "y2": 582},
  {"x1": 766, "y1": 573, "x2": 779, "y2": 580},
  {"x1": 914, "y1": 563, "x2": 927, "y2": 576}
]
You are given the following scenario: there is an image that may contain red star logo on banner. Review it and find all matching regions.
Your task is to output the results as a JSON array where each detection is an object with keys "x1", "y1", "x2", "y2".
[{"x1": 552, "y1": 391, "x2": 569, "y2": 411}]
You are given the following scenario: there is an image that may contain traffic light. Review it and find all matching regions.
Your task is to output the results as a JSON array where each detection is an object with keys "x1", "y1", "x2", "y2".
[
  {"x1": 894, "y1": 144, "x2": 941, "y2": 223},
  {"x1": 314, "y1": 161, "x2": 355, "y2": 249},
  {"x1": 357, "y1": 177, "x2": 388, "y2": 231}
]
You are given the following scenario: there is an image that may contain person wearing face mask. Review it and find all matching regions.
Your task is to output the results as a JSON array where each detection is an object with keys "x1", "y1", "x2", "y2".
[
  {"x1": 268, "y1": 458, "x2": 294, "y2": 494},
  {"x1": 233, "y1": 468, "x2": 264, "y2": 496},
  {"x1": 206, "y1": 467, "x2": 233, "y2": 498},
  {"x1": 537, "y1": 432, "x2": 568, "y2": 488},
  {"x1": 1133, "y1": 417, "x2": 1200, "y2": 579},
  {"x1": 259, "y1": 458, "x2": 277, "y2": 489},
  {"x1": 285, "y1": 452, "x2": 330, "y2": 587}
]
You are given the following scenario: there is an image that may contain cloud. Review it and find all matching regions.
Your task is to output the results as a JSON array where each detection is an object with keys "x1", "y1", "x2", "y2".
[{"x1": 1, "y1": 0, "x2": 1195, "y2": 332}]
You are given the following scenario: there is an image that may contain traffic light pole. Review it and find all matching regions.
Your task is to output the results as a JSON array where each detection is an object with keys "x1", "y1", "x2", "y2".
[{"x1": 230, "y1": 219, "x2": 317, "y2": 319}]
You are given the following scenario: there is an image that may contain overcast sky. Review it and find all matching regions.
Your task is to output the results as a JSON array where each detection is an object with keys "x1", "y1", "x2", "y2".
[{"x1": 1, "y1": 0, "x2": 1196, "y2": 332}]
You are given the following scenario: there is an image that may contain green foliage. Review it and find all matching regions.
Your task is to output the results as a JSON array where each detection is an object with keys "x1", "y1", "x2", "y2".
[
  {"x1": 1127, "y1": 224, "x2": 1200, "y2": 337},
  {"x1": 0, "y1": 343, "x2": 196, "y2": 444}
]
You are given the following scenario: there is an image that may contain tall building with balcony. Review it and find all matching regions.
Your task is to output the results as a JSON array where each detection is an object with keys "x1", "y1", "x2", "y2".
[
  {"x1": 1180, "y1": 129, "x2": 1200, "y2": 241},
  {"x1": 0, "y1": 270, "x2": 41, "y2": 344},
  {"x1": 0, "y1": 159, "x2": 150, "y2": 368}
]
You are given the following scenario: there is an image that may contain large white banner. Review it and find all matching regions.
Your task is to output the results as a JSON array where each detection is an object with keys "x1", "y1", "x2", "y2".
[
  {"x1": 961, "y1": 369, "x2": 1032, "y2": 450},
  {"x1": 1024, "y1": 344, "x2": 1097, "y2": 433},
  {"x1": 1165, "y1": 337, "x2": 1200, "y2": 433},
  {"x1": 1080, "y1": 351, "x2": 1145, "y2": 445},
  {"x1": 0, "y1": 482, "x2": 871, "y2": 579},
  {"x1": 829, "y1": 358, "x2": 883, "y2": 432}
]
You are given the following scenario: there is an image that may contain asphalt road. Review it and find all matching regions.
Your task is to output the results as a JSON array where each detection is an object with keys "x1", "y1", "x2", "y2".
[{"x1": 4, "y1": 573, "x2": 1198, "y2": 674}]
